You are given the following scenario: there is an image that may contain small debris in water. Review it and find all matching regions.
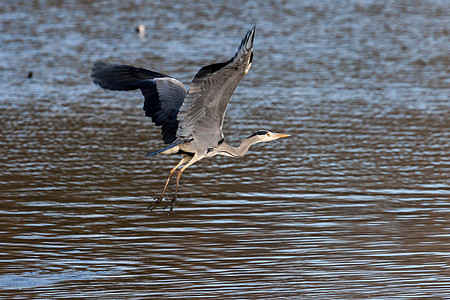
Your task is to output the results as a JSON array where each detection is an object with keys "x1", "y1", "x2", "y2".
[{"x1": 136, "y1": 24, "x2": 145, "y2": 35}]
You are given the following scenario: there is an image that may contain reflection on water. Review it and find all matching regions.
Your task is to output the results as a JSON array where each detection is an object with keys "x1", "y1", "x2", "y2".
[{"x1": 1, "y1": 0, "x2": 449, "y2": 298}]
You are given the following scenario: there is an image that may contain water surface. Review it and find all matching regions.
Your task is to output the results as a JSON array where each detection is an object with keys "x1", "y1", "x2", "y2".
[{"x1": 1, "y1": 0, "x2": 449, "y2": 298}]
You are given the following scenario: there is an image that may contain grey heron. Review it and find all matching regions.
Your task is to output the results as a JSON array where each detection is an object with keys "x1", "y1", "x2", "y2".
[{"x1": 91, "y1": 26, "x2": 290, "y2": 213}]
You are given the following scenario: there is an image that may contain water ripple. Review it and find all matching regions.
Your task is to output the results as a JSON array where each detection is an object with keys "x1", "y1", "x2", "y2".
[{"x1": 1, "y1": 0, "x2": 450, "y2": 298}]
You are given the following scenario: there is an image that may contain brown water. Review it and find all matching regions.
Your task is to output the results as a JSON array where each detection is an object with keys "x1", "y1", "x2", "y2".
[{"x1": 1, "y1": 0, "x2": 449, "y2": 298}]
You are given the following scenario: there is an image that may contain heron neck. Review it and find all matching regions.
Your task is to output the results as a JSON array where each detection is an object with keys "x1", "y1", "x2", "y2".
[{"x1": 218, "y1": 136, "x2": 260, "y2": 158}]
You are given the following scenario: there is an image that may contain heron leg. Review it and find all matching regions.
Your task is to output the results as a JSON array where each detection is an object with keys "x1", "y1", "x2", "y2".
[
  {"x1": 149, "y1": 156, "x2": 191, "y2": 211},
  {"x1": 167, "y1": 156, "x2": 200, "y2": 214}
]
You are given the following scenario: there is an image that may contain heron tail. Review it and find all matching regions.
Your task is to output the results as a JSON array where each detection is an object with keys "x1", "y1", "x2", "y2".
[{"x1": 145, "y1": 140, "x2": 185, "y2": 157}]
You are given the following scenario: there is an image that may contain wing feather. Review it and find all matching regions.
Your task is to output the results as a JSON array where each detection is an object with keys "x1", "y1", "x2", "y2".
[
  {"x1": 91, "y1": 62, "x2": 167, "y2": 90},
  {"x1": 176, "y1": 26, "x2": 256, "y2": 142},
  {"x1": 91, "y1": 26, "x2": 256, "y2": 147},
  {"x1": 91, "y1": 62, "x2": 186, "y2": 144}
]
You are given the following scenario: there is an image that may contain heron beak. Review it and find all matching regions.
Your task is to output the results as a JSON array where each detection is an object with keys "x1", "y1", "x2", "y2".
[{"x1": 275, "y1": 133, "x2": 290, "y2": 138}]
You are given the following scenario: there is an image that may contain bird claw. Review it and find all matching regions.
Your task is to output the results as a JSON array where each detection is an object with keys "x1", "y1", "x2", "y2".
[
  {"x1": 148, "y1": 196, "x2": 177, "y2": 215},
  {"x1": 148, "y1": 196, "x2": 164, "y2": 211},
  {"x1": 162, "y1": 197, "x2": 177, "y2": 213}
]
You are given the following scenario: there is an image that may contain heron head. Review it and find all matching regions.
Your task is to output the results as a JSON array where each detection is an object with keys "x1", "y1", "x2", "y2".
[{"x1": 248, "y1": 130, "x2": 290, "y2": 143}]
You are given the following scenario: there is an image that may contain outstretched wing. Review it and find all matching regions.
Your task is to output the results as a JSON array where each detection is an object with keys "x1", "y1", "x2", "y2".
[
  {"x1": 91, "y1": 62, "x2": 186, "y2": 144},
  {"x1": 176, "y1": 26, "x2": 256, "y2": 143},
  {"x1": 91, "y1": 62, "x2": 168, "y2": 90}
]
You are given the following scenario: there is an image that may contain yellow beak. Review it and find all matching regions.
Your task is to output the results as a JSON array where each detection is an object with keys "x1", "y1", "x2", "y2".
[{"x1": 275, "y1": 133, "x2": 290, "y2": 138}]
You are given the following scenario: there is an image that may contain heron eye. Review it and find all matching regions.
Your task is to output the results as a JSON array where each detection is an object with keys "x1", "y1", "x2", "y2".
[{"x1": 266, "y1": 133, "x2": 270, "y2": 137}]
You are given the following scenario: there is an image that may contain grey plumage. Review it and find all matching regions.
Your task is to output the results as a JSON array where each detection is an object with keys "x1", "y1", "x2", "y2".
[
  {"x1": 90, "y1": 26, "x2": 289, "y2": 213},
  {"x1": 177, "y1": 27, "x2": 255, "y2": 143}
]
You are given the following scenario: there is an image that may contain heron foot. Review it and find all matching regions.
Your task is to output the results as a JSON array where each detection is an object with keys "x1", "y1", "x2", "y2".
[
  {"x1": 148, "y1": 196, "x2": 177, "y2": 215},
  {"x1": 148, "y1": 197, "x2": 165, "y2": 211},
  {"x1": 162, "y1": 196, "x2": 177, "y2": 215}
]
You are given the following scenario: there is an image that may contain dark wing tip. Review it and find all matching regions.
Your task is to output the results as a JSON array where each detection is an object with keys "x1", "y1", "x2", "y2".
[
  {"x1": 90, "y1": 62, "x2": 143, "y2": 91},
  {"x1": 90, "y1": 62, "x2": 111, "y2": 87},
  {"x1": 233, "y1": 26, "x2": 256, "y2": 61},
  {"x1": 90, "y1": 62, "x2": 169, "y2": 91},
  {"x1": 193, "y1": 26, "x2": 257, "y2": 81},
  {"x1": 240, "y1": 25, "x2": 256, "y2": 52}
]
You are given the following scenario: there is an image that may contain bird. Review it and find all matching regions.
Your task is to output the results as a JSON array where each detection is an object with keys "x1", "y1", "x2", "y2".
[
  {"x1": 90, "y1": 26, "x2": 290, "y2": 213},
  {"x1": 135, "y1": 24, "x2": 145, "y2": 38},
  {"x1": 135, "y1": 24, "x2": 145, "y2": 34}
]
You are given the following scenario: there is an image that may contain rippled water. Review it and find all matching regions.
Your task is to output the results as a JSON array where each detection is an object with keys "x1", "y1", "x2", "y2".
[{"x1": 1, "y1": 0, "x2": 449, "y2": 298}]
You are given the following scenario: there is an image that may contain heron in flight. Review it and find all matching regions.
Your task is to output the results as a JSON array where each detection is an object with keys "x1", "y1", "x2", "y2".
[{"x1": 91, "y1": 26, "x2": 290, "y2": 213}]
